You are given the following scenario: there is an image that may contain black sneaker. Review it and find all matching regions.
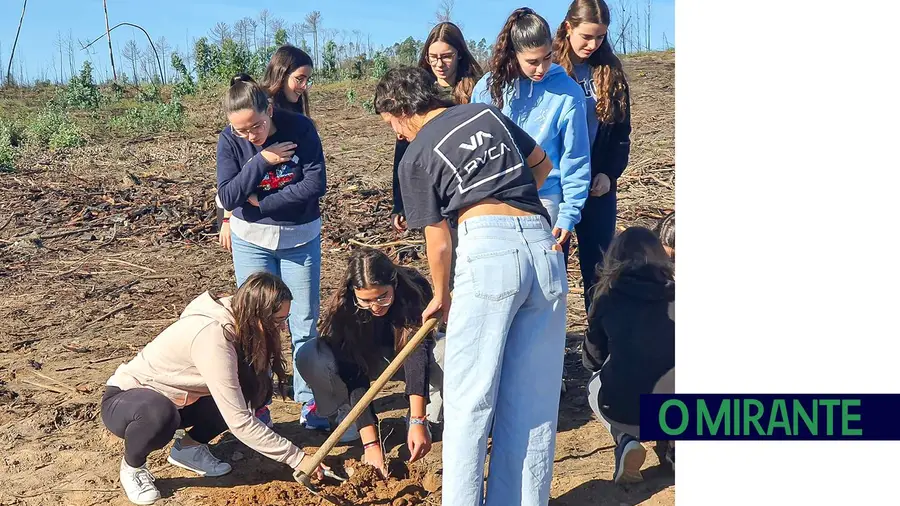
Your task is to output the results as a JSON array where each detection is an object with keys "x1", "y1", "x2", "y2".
[{"x1": 614, "y1": 434, "x2": 646, "y2": 484}]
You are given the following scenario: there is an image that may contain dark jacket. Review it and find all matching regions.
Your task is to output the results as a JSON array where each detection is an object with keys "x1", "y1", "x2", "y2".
[
  {"x1": 216, "y1": 108, "x2": 325, "y2": 226},
  {"x1": 583, "y1": 263, "x2": 674, "y2": 425},
  {"x1": 591, "y1": 83, "x2": 632, "y2": 184},
  {"x1": 331, "y1": 269, "x2": 434, "y2": 428}
]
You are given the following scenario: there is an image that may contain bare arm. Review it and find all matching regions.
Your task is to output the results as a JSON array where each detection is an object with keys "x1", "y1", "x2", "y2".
[
  {"x1": 422, "y1": 220, "x2": 453, "y2": 323},
  {"x1": 527, "y1": 145, "x2": 553, "y2": 190}
]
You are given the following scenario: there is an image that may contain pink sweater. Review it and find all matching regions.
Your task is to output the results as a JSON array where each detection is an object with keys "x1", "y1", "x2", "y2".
[{"x1": 107, "y1": 291, "x2": 305, "y2": 469}]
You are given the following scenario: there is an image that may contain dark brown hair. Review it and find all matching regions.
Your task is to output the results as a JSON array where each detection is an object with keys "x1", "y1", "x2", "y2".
[
  {"x1": 260, "y1": 45, "x2": 314, "y2": 117},
  {"x1": 487, "y1": 7, "x2": 553, "y2": 110},
  {"x1": 227, "y1": 271, "x2": 292, "y2": 409},
  {"x1": 591, "y1": 227, "x2": 674, "y2": 307},
  {"x1": 374, "y1": 66, "x2": 456, "y2": 118},
  {"x1": 318, "y1": 248, "x2": 430, "y2": 374},
  {"x1": 417, "y1": 22, "x2": 484, "y2": 105},
  {"x1": 224, "y1": 73, "x2": 269, "y2": 116},
  {"x1": 553, "y1": 0, "x2": 629, "y2": 124}
]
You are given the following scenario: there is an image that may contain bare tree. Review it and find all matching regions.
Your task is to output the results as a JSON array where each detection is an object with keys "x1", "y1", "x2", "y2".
[
  {"x1": 55, "y1": 31, "x2": 65, "y2": 82},
  {"x1": 246, "y1": 17, "x2": 259, "y2": 52},
  {"x1": 303, "y1": 11, "x2": 322, "y2": 68},
  {"x1": 611, "y1": 0, "x2": 634, "y2": 54},
  {"x1": 290, "y1": 22, "x2": 305, "y2": 47},
  {"x1": 233, "y1": 19, "x2": 248, "y2": 50},
  {"x1": 155, "y1": 36, "x2": 170, "y2": 83},
  {"x1": 435, "y1": 0, "x2": 455, "y2": 23},
  {"x1": 66, "y1": 30, "x2": 77, "y2": 78},
  {"x1": 122, "y1": 39, "x2": 140, "y2": 83},
  {"x1": 258, "y1": 9, "x2": 271, "y2": 49},
  {"x1": 211, "y1": 22, "x2": 231, "y2": 47},
  {"x1": 6, "y1": 0, "x2": 27, "y2": 86},
  {"x1": 645, "y1": 0, "x2": 652, "y2": 51},
  {"x1": 269, "y1": 16, "x2": 285, "y2": 44},
  {"x1": 103, "y1": 0, "x2": 117, "y2": 82}
]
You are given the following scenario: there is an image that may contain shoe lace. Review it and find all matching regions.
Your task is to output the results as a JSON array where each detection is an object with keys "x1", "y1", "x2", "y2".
[
  {"x1": 133, "y1": 467, "x2": 156, "y2": 492},
  {"x1": 194, "y1": 445, "x2": 221, "y2": 467}
]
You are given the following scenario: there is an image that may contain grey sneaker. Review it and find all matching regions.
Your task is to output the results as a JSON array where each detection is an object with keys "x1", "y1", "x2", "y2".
[
  {"x1": 613, "y1": 435, "x2": 646, "y2": 484},
  {"x1": 119, "y1": 458, "x2": 160, "y2": 505},
  {"x1": 168, "y1": 442, "x2": 232, "y2": 477}
]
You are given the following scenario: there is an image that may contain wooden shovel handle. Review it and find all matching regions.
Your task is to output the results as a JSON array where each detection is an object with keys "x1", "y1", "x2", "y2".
[{"x1": 297, "y1": 317, "x2": 440, "y2": 480}]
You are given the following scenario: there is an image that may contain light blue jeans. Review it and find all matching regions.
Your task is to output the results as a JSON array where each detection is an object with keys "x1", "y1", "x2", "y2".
[
  {"x1": 231, "y1": 232, "x2": 320, "y2": 404},
  {"x1": 441, "y1": 215, "x2": 568, "y2": 506}
]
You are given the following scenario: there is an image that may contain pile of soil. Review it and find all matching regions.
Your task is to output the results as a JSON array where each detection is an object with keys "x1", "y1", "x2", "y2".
[{"x1": 223, "y1": 460, "x2": 436, "y2": 506}]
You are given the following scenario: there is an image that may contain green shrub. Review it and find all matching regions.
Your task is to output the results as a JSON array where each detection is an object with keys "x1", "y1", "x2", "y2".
[
  {"x1": 0, "y1": 120, "x2": 19, "y2": 172},
  {"x1": 23, "y1": 106, "x2": 84, "y2": 150},
  {"x1": 371, "y1": 52, "x2": 389, "y2": 80},
  {"x1": 171, "y1": 53, "x2": 196, "y2": 98},
  {"x1": 65, "y1": 61, "x2": 101, "y2": 110},
  {"x1": 346, "y1": 88, "x2": 357, "y2": 105},
  {"x1": 137, "y1": 83, "x2": 162, "y2": 103},
  {"x1": 109, "y1": 98, "x2": 185, "y2": 134}
]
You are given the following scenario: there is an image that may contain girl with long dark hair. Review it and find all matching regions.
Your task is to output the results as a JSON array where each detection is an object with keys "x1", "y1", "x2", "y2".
[
  {"x1": 101, "y1": 272, "x2": 326, "y2": 505},
  {"x1": 296, "y1": 248, "x2": 444, "y2": 477}
]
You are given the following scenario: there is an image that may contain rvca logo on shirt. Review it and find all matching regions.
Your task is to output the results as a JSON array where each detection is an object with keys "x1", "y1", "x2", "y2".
[{"x1": 433, "y1": 108, "x2": 524, "y2": 194}]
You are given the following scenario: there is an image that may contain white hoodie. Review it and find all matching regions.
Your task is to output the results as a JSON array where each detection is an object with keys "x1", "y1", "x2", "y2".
[{"x1": 107, "y1": 291, "x2": 305, "y2": 469}]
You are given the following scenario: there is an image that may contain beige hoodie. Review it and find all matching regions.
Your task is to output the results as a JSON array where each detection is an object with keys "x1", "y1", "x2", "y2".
[{"x1": 107, "y1": 291, "x2": 305, "y2": 469}]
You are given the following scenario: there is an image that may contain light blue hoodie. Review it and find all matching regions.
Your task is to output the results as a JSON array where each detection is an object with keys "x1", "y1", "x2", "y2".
[{"x1": 471, "y1": 63, "x2": 591, "y2": 232}]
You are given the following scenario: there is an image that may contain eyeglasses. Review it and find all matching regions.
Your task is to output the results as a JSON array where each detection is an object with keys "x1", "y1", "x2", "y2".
[
  {"x1": 355, "y1": 292, "x2": 394, "y2": 309},
  {"x1": 292, "y1": 74, "x2": 313, "y2": 89},
  {"x1": 231, "y1": 118, "x2": 268, "y2": 139},
  {"x1": 428, "y1": 52, "x2": 457, "y2": 65},
  {"x1": 274, "y1": 313, "x2": 290, "y2": 326}
]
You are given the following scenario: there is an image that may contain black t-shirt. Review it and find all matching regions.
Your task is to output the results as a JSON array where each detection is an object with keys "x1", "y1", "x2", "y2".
[{"x1": 398, "y1": 103, "x2": 549, "y2": 229}]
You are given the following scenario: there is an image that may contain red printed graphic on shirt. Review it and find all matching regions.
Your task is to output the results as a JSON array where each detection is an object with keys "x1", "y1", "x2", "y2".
[{"x1": 258, "y1": 163, "x2": 294, "y2": 191}]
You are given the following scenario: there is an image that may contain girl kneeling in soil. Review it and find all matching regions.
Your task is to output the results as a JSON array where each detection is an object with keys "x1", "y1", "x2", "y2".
[
  {"x1": 101, "y1": 272, "x2": 326, "y2": 505},
  {"x1": 296, "y1": 247, "x2": 444, "y2": 477},
  {"x1": 216, "y1": 74, "x2": 327, "y2": 428},
  {"x1": 375, "y1": 66, "x2": 566, "y2": 506},
  {"x1": 583, "y1": 227, "x2": 675, "y2": 484}
]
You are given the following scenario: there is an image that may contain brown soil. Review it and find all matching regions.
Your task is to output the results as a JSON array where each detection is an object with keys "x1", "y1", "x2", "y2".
[{"x1": 0, "y1": 51, "x2": 675, "y2": 505}]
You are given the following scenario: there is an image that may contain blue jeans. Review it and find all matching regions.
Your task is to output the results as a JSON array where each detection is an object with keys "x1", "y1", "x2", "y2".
[
  {"x1": 441, "y1": 215, "x2": 567, "y2": 506},
  {"x1": 231, "y1": 232, "x2": 321, "y2": 404}
]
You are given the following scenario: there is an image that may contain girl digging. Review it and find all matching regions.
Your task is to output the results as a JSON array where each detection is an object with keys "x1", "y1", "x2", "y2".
[
  {"x1": 296, "y1": 248, "x2": 444, "y2": 477},
  {"x1": 375, "y1": 67, "x2": 566, "y2": 506},
  {"x1": 583, "y1": 227, "x2": 675, "y2": 484},
  {"x1": 215, "y1": 74, "x2": 328, "y2": 429},
  {"x1": 101, "y1": 272, "x2": 326, "y2": 505},
  {"x1": 553, "y1": 0, "x2": 633, "y2": 314},
  {"x1": 472, "y1": 7, "x2": 592, "y2": 258}
]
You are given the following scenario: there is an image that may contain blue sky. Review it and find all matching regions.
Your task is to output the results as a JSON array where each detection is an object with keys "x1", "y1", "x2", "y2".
[{"x1": 0, "y1": 0, "x2": 674, "y2": 83}]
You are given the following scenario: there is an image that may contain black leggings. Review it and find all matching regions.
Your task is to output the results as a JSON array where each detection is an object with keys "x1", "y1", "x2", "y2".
[{"x1": 101, "y1": 386, "x2": 228, "y2": 467}]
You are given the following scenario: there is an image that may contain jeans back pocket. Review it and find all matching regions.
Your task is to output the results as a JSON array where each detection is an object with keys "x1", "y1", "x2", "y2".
[
  {"x1": 543, "y1": 248, "x2": 568, "y2": 299},
  {"x1": 467, "y1": 248, "x2": 521, "y2": 301}
]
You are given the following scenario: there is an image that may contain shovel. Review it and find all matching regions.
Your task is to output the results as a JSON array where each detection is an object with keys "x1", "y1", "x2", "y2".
[{"x1": 295, "y1": 316, "x2": 440, "y2": 490}]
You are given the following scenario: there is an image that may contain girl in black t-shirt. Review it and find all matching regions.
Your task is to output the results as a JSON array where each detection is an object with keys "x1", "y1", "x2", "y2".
[
  {"x1": 296, "y1": 248, "x2": 444, "y2": 479},
  {"x1": 374, "y1": 66, "x2": 567, "y2": 506}
]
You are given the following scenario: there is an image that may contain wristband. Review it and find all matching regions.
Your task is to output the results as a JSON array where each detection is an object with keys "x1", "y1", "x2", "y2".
[
  {"x1": 363, "y1": 440, "x2": 380, "y2": 450},
  {"x1": 529, "y1": 151, "x2": 548, "y2": 169},
  {"x1": 222, "y1": 217, "x2": 230, "y2": 223},
  {"x1": 409, "y1": 416, "x2": 428, "y2": 426}
]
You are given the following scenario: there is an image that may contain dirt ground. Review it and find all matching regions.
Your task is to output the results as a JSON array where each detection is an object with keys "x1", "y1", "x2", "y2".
[{"x1": 0, "y1": 51, "x2": 675, "y2": 505}]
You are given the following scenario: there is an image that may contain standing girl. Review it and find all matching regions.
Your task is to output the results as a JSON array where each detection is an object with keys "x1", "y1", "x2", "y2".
[
  {"x1": 215, "y1": 74, "x2": 326, "y2": 425},
  {"x1": 375, "y1": 66, "x2": 567, "y2": 506},
  {"x1": 218, "y1": 46, "x2": 314, "y2": 252},
  {"x1": 553, "y1": 0, "x2": 632, "y2": 313},
  {"x1": 391, "y1": 22, "x2": 483, "y2": 233},
  {"x1": 471, "y1": 7, "x2": 592, "y2": 253},
  {"x1": 296, "y1": 248, "x2": 444, "y2": 477}
]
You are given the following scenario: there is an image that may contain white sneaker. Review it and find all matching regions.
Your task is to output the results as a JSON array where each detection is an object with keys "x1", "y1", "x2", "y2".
[
  {"x1": 167, "y1": 442, "x2": 232, "y2": 477},
  {"x1": 335, "y1": 404, "x2": 360, "y2": 443},
  {"x1": 119, "y1": 458, "x2": 160, "y2": 505}
]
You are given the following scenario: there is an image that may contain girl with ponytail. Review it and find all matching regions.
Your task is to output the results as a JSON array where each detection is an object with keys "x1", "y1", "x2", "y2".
[
  {"x1": 553, "y1": 0, "x2": 633, "y2": 315},
  {"x1": 472, "y1": 7, "x2": 592, "y2": 257}
]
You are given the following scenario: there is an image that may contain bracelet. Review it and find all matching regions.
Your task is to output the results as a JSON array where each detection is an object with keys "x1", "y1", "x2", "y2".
[
  {"x1": 529, "y1": 151, "x2": 548, "y2": 169},
  {"x1": 222, "y1": 217, "x2": 230, "y2": 223},
  {"x1": 409, "y1": 416, "x2": 428, "y2": 426},
  {"x1": 363, "y1": 440, "x2": 380, "y2": 450}
]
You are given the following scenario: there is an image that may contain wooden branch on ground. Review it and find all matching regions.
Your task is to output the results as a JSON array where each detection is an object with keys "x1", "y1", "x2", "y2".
[
  {"x1": 85, "y1": 303, "x2": 133, "y2": 328},
  {"x1": 22, "y1": 379, "x2": 65, "y2": 394},
  {"x1": 32, "y1": 371, "x2": 78, "y2": 393}
]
